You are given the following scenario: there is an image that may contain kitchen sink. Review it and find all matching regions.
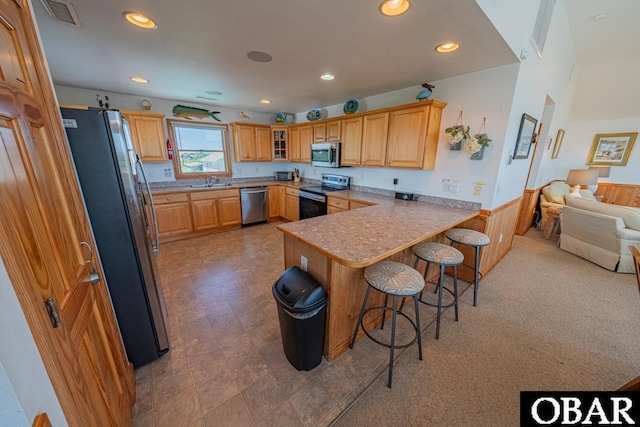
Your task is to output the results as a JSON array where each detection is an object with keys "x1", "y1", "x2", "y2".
[{"x1": 189, "y1": 183, "x2": 232, "y2": 189}]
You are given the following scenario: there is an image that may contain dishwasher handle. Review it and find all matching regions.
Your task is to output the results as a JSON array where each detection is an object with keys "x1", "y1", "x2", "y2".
[{"x1": 241, "y1": 187, "x2": 268, "y2": 194}]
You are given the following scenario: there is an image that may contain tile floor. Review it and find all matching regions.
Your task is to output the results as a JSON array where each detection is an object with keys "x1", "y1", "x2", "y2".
[{"x1": 132, "y1": 222, "x2": 452, "y2": 427}]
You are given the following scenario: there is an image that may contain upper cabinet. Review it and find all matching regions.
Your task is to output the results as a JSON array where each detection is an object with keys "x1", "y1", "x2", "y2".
[
  {"x1": 230, "y1": 123, "x2": 272, "y2": 162},
  {"x1": 271, "y1": 126, "x2": 288, "y2": 161},
  {"x1": 230, "y1": 99, "x2": 445, "y2": 169},
  {"x1": 122, "y1": 111, "x2": 167, "y2": 162}
]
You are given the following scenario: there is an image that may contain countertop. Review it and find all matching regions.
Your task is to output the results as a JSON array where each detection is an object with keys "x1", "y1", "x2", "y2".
[
  {"x1": 150, "y1": 180, "x2": 307, "y2": 194},
  {"x1": 277, "y1": 196, "x2": 478, "y2": 268}
]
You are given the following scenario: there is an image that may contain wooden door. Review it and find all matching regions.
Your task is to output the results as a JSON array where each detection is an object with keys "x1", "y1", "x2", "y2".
[
  {"x1": 255, "y1": 126, "x2": 272, "y2": 161},
  {"x1": 300, "y1": 125, "x2": 313, "y2": 163},
  {"x1": 341, "y1": 117, "x2": 363, "y2": 166},
  {"x1": 386, "y1": 106, "x2": 426, "y2": 168},
  {"x1": 361, "y1": 112, "x2": 389, "y2": 166},
  {"x1": 191, "y1": 199, "x2": 219, "y2": 231},
  {"x1": 289, "y1": 126, "x2": 300, "y2": 162},
  {"x1": 124, "y1": 112, "x2": 166, "y2": 162},
  {"x1": 326, "y1": 120, "x2": 341, "y2": 140},
  {"x1": 218, "y1": 196, "x2": 242, "y2": 226},
  {"x1": 0, "y1": 1, "x2": 134, "y2": 425}
]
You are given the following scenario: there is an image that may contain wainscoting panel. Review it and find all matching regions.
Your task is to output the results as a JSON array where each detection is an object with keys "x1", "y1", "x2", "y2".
[{"x1": 596, "y1": 183, "x2": 640, "y2": 207}]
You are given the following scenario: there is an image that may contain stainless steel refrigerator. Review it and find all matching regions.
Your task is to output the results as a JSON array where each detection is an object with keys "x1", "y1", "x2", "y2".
[{"x1": 61, "y1": 107, "x2": 169, "y2": 367}]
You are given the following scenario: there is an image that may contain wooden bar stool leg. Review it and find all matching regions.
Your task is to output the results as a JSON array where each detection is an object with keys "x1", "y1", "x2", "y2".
[
  {"x1": 388, "y1": 295, "x2": 398, "y2": 388},
  {"x1": 350, "y1": 286, "x2": 372, "y2": 349}
]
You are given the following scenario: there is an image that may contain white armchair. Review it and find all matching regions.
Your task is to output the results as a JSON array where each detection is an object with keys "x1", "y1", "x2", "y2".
[{"x1": 539, "y1": 181, "x2": 596, "y2": 229}]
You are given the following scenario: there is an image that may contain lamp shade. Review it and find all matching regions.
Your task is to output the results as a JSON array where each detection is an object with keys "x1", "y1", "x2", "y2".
[
  {"x1": 566, "y1": 169, "x2": 598, "y2": 186},
  {"x1": 588, "y1": 166, "x2": 611, "y2": 178}
]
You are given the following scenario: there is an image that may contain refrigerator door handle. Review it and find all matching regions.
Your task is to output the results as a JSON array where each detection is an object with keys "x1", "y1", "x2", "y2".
[{"x1": 136, "y1": 155, "x2": 160, "y2": 255}]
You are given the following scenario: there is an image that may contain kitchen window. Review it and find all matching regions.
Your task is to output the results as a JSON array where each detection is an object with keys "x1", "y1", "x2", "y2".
[{"x1": 167, "y1": 119, "x2": 232, "y2": 179}]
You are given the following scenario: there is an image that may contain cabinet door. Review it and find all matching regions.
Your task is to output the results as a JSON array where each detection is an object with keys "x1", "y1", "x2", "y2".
[
  {"x1": 341, "y1": 117, "x2": 363, "y2": 166},
  {"x1": 126, "y1": 113, "x2": 167, "y2": 162},
  {"x1": 218, "y1": 196, "x2": 241, "y2": 226},
  {"x1": 289, "y1": 127, "x2": 301, "y2": 162},
  {"x1": 326, "y1": 120, "x2": 341, "y2": 140},
  {"x1": 191, "y1": 199, "x2": 219, "y2": 231},
  {"x1": 361, "y1": 112, "x2": 389, "y2": 166},
  {"x1": 255, "y1": 126, "x2": 272, "y2": 161},
  {"x1": 268, "y1": 186, "x2": 284, "y2": 218},
  {"x1": 271, "y1": 126, "x2": 288, "y2": 161},
  {"x1": 285, "y1": 195, "x2": 299, "y2": 221},
  {"x1": 328, "y1": 206, "x2": 347, "y2": 215},
  {"x1": 300, "y1": 125, "x2": 313, "y2": 163},
  {"x1": 386, "y1": 107, "x2": 427, "y2": 168},
  {"x1": 313, "y1": 123, "x2": 326, "y2": 142},
  {"x1": 233, "y1": 124, "x2": 256, "y2": 161},
  {"x1": 156, "y1": 202, "x2": 193, "y2": 237}
]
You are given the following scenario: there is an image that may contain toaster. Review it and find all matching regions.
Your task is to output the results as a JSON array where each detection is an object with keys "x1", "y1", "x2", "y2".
[{"x1": 275, "y1": 171, "x2": 294, "y2": 181}]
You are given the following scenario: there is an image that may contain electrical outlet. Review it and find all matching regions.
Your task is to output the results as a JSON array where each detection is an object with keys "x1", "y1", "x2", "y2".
[
  {"x1": 163, "y1": 168, "x2": 171, "y2": 177},
  {"x1": 449, "y1": 179, "x2": 459, "y2": 193},
  {"x1": 442, "y1": 179, "x2": 450, "y2": 192},
  {"x1": 473, "y1": 184, "x2": 481, "y2": 196},
  {"x1": 147, "y1": 169, "x2": 154, "y2": 177},
  {"x1": 496, "y1": 185, "x2": 502, "y2": 197},
  {"x1": 499, "y1": 233, "x2": 503, "y2": 244},
  {"x1": 300, "y1": 255, "x2": 308, "y2": 271}
]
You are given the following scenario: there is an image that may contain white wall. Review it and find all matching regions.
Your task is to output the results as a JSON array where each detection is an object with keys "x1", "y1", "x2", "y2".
[
  {"x1": 0, "y1": 363, "x2": 28, "y2": 427},
  {"x1": 0, "y1": 258, "x2": 67, "y2": 426},
  {"x1": 491, "y1": 0, "x2": 578, "y2": 206}
]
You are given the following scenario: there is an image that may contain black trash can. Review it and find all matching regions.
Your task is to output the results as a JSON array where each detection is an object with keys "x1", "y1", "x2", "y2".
[{"x1": 272, "y1": 266, "x2": 327, "y2": 371}]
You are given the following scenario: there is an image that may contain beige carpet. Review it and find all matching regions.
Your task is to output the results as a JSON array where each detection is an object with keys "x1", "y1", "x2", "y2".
[{"x1": 334, "y1": 230, "x2": 640, "y2": 427}]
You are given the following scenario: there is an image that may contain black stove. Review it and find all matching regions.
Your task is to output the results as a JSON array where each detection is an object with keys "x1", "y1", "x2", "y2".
[{"x1": 299, "y1": 174, "x2": 350, "y2": 219}]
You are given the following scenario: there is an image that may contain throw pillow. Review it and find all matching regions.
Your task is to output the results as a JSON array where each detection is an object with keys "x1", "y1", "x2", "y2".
[{"x1": 543, "y1": 181, "x2": 570, "y2": 205}]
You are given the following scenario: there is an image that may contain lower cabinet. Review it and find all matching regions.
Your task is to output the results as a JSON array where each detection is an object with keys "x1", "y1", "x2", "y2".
[
  {"x1": 285, "y1": 188, "x2": 299, "y2": 221},
  {"x1": 269, "y1": 186, "x2": 284, "y2": 218},
  {"x1": 218, "y1": 196, "x2": 241, "y2": 226},
  {"x1": 328, "y1": 196, "x2": 349, "y2": 214},
  {"x1": 191, "y1": 199, "x2": 219, "y2": 231},
  {"x1": 156, "y1": 201, "x2": 193, "y2": 238}
]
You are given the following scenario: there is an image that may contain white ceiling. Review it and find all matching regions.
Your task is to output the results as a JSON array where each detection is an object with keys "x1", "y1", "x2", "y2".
[{"x1": 33, "y1": 0, "x2": 636, "y2": 114}]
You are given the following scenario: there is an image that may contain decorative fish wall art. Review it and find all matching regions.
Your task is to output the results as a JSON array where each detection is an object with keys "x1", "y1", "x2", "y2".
[{"x1": 172, "y1": 105, "x2": 221, "y2": 122}]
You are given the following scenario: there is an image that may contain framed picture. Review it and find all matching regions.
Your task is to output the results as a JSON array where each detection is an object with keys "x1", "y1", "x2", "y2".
[
  {"x1": 587, "y1": 132, "x2": 637, "y2": 166},
  {"x1": 513, "y1": 113, "x2": 538, "y2": 159},
  {"x1": 551, "y1": 129, "x2": 565, "y2": 159}
]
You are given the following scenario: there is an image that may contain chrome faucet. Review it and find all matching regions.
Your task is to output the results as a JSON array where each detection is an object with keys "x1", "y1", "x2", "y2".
[{"x1": 206, "y1": 176, "x2": 218, "y2": 185}]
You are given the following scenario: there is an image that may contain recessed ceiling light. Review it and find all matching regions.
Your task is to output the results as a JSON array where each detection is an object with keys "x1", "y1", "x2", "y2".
[
  {"x1": 591, "y1": 12, "x2": 608, "y2": 21},
  {"x1": 205, "y1": 91, "x2": 222, "y2": 96},
  {"x1": 320, "y1": 74, "x2": 335, "y2": 81},
  {"x1": 247, "y1": 51, "x2": 273, "y2": 63},
  {"x1": 260, "y1": 99, "x2": 271, "y2": 104},
  {"x1": 130, "y1": 76, "x2": 149, "y2": 83},
  {"x1": 379, "y1": 0, "x2": 410, "y2": 17},
  {"x1": 436, "y1": 42, "x2": 460, "y2": 53},
  {"x1": 123, "y1": 12, "x2": 157, "y2": 29}
]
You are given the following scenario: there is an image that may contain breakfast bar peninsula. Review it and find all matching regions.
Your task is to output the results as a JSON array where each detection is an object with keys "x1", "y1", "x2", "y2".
[{"x1": 277, "y1": 192, "x2": 479, "y2": 360}]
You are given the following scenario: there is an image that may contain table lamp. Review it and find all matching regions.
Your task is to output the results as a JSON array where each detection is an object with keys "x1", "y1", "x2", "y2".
[
  {"x1": 566, "y1": 169, "x2": 599, "y2": 198},
  {"x1": 587, "y1": 166, "x2": 611, "y2": 192}
]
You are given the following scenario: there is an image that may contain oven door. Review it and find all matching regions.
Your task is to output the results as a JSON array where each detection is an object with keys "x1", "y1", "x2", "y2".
[{"x1": 299, "y1": 190, "x2": 327, "y2": 219}]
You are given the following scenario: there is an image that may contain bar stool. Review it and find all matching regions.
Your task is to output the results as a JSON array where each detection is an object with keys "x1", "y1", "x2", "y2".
[
  {"x1": 445, "y1": 228, "x2": 490, "y2": 307},
  {"x1": 412, "y1": 241, "x2": 464, "y2": 339},
  {"x1": 350, "y1": 260, "x2": 425, "y2": 388}
]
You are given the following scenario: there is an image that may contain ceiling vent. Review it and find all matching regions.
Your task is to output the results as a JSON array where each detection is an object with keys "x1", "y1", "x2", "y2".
[
  {"x1": 40, "y1": 0, "x2": 81, "y2": 27},
  {"x1": 530, "y1": 0, "x2": 555, "y2": 58}
]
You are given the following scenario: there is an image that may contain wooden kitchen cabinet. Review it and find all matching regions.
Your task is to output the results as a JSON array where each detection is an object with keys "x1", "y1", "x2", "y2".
[
  {"x1": 191, "y1": 199, "x2": 219, "y2": 231},
  {"x1": 328, "y1": 196, "x2": 349, "y2": 214},
  {"x1": 299, "y1": 125, "x2": 313, "y2": 163},
  {"x1": 289, "y1": 126, "x2": 301, "y2": 162},
  {"x1": 271, "y1": 126, "x2": 288, "y2": 161},
  {"x1": 218, "y1": 196, "x2": 241, "y2": 226},
  {"x1": 231, "y1": 123, "x2": 272, "y2": 162},
  {"x1": 340, "y1": 116, "x2": 363, "y2": 166},
  {"x1": 122, "y1": 111, "x2": 167, "y2": 162},
  {"x1": 313, "y1": 123, "x2": 326, "y2": 142},
  {"x1": 326, "y1": 120, "x2": 341, "y2": 140},
  {"x1": 284, "y1": 187, "x2": 299, "y2": 221},
  {"x1": 269, "y1": 185, "x2": 284, "y2": 218},
  {"x1": 313, "y1": 120, "x2": 341, "y2": 142},
  {"x1": 361, "y1": 112, "x2": 389, "y2": 166},
  {"x1": 154, "y1": 192, "x2": 193, "y2": 238},
  {"x1": 385, "y1": 103, "x2": 444, "y2": 169}
]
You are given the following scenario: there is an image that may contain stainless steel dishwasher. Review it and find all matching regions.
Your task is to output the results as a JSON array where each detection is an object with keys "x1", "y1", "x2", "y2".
[{"x1": 240, "y1": 186, "x2": 269, "y2": 225}]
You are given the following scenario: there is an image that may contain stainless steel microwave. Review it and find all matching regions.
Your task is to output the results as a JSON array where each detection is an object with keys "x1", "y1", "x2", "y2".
[{"x1": 311, "y1": 142, "x2": 341, "y2": 168}]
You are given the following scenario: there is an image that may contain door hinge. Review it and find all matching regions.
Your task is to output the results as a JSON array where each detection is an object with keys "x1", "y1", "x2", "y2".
[{"x1": 44, "y1": 297, "x2": 61, "y2": 328}]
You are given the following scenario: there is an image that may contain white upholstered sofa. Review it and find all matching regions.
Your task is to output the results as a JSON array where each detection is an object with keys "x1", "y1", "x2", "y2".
[
  {"x1": 539, "y1": 181, "x2": 595, "y2": 229},
  {"x1": 559, "y1": 198, "x2": 640, "y2": 273}
]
